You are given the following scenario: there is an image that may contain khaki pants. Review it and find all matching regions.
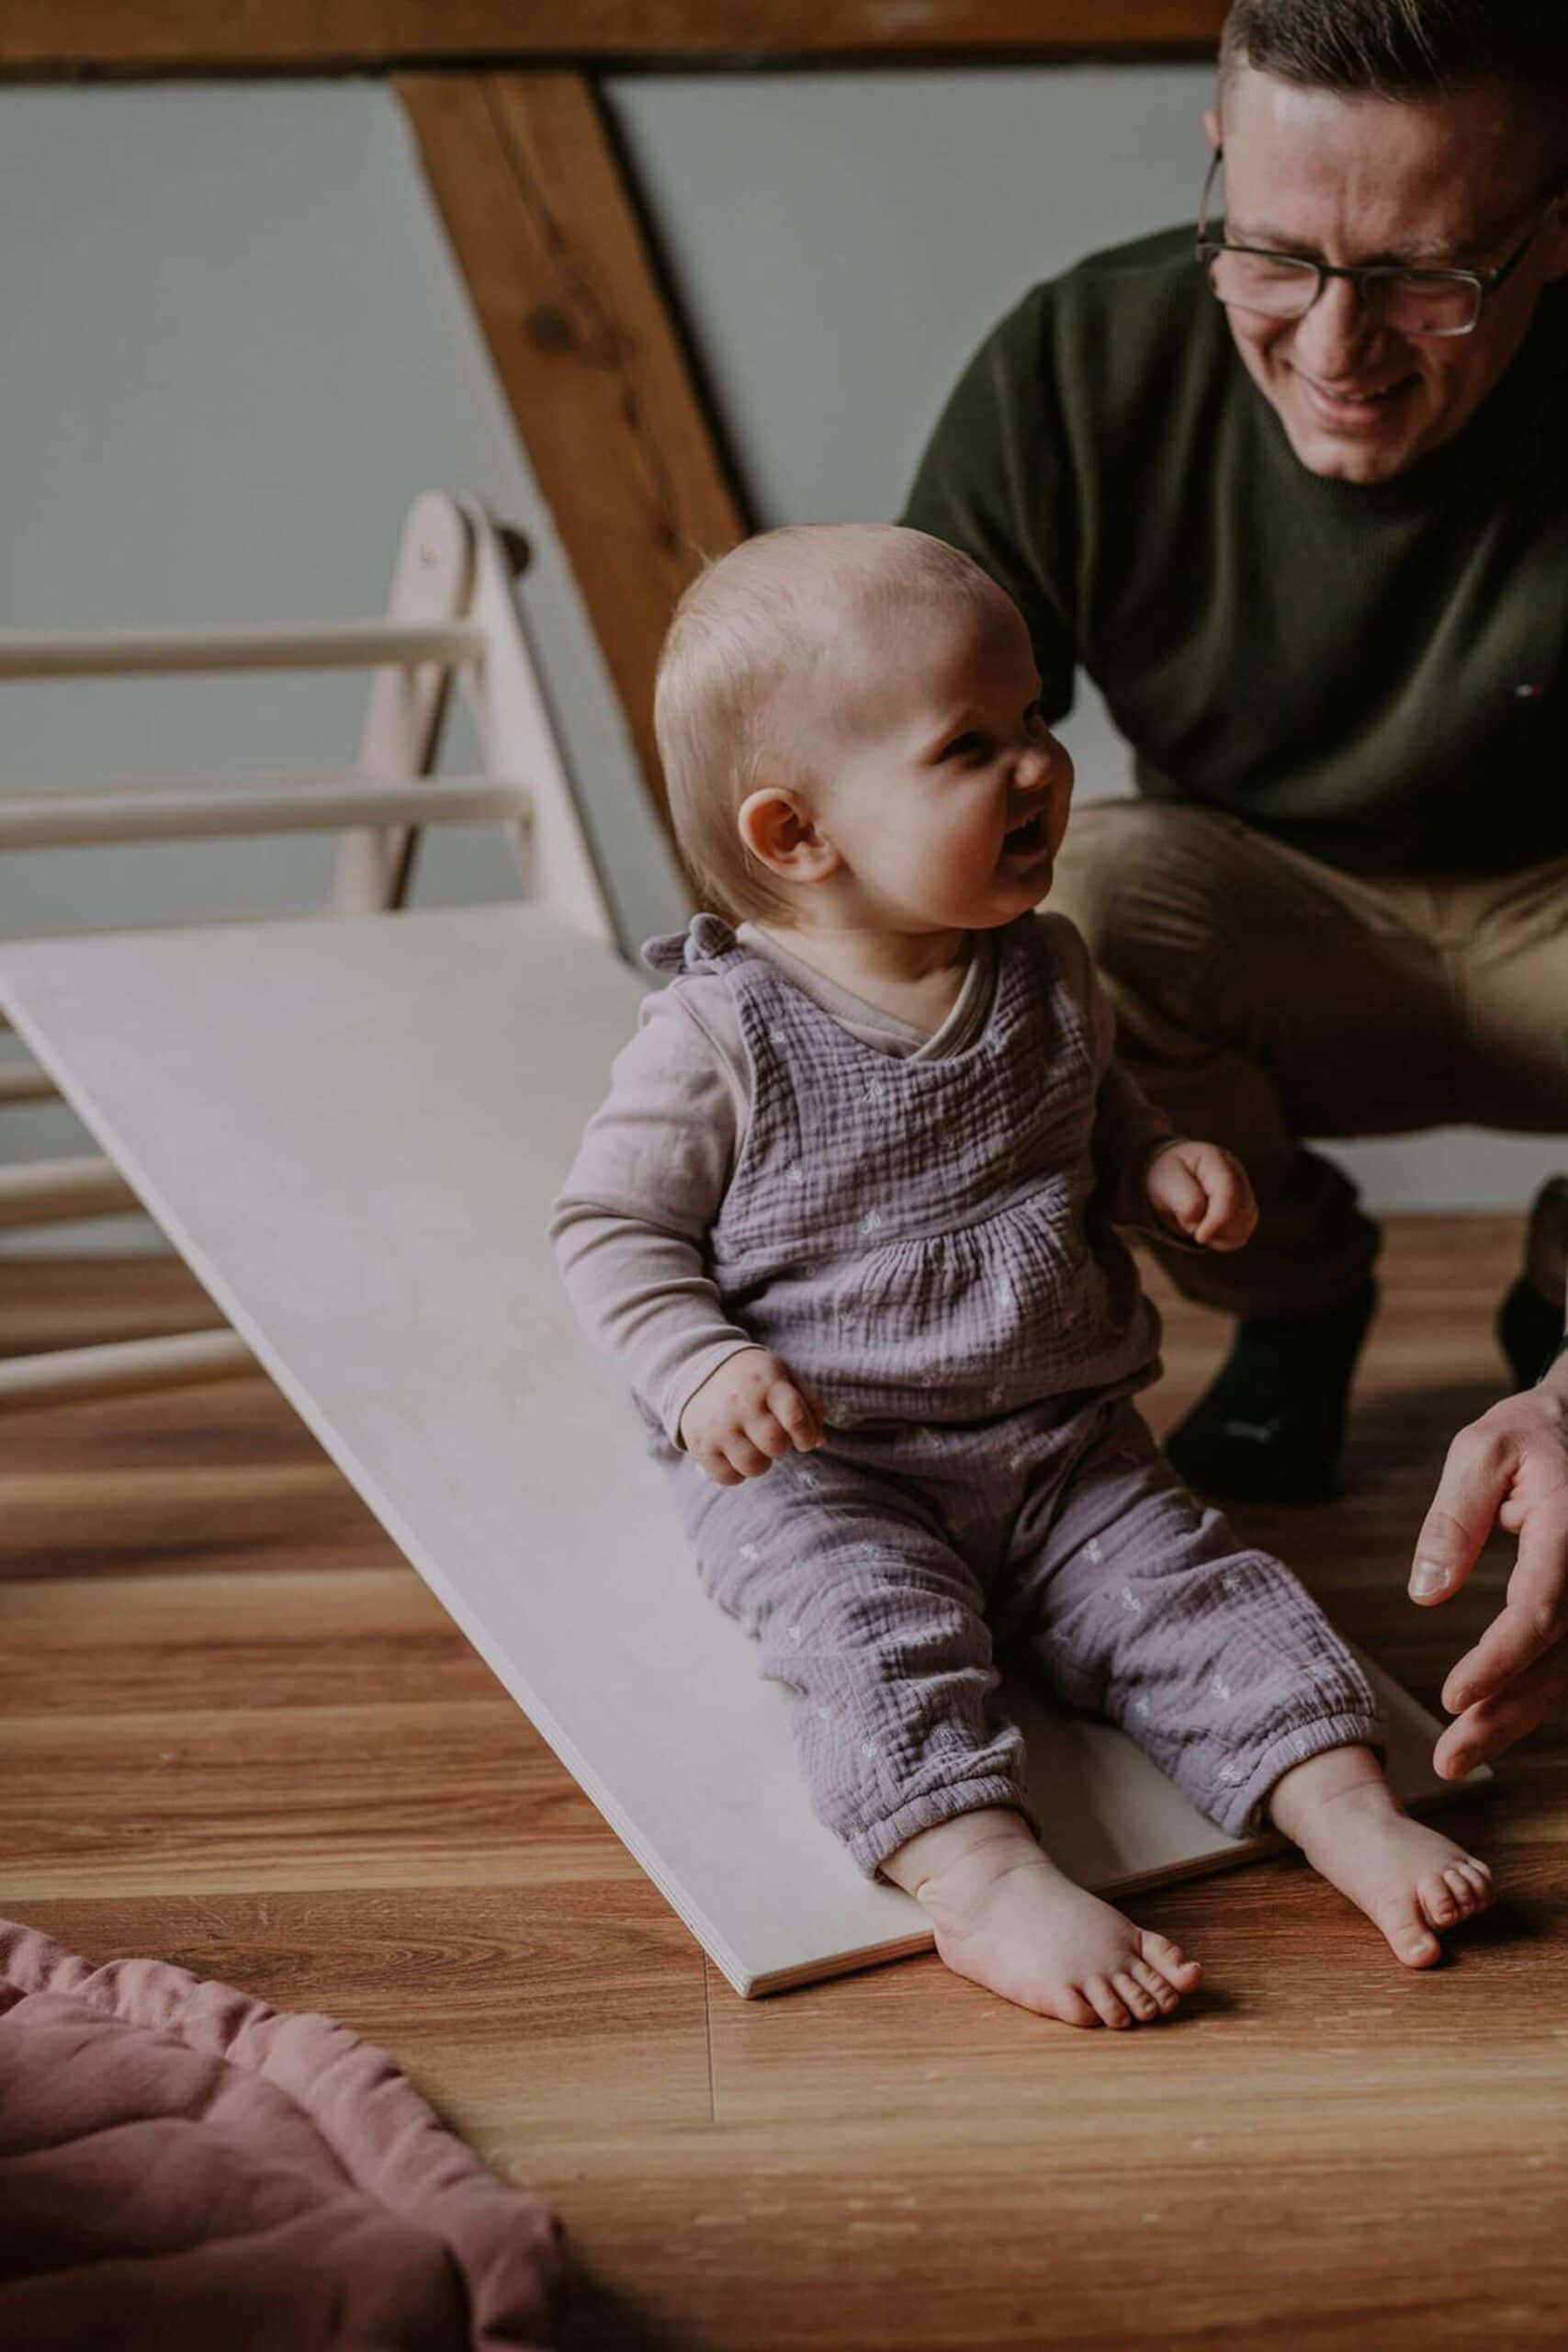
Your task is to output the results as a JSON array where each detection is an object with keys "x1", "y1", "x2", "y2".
[{"x1": 1051, "y1": 801, "x2": 1568, "y2": 1317}]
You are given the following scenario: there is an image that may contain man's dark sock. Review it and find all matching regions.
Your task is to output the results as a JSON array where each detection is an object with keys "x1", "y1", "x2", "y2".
[
  {"x1": 1499, "y1": 1180, "x2": 1568, "y2": 1389},
  {"x1": 1164, "y1": 1278, "x2": 1378, "y2": 1506},
  {"x1": 1497, "y1": 1278, "x2": 1562, "y2": 1390}
]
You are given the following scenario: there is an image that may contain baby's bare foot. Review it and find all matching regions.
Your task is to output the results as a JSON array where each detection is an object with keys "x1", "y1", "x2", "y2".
[
  {"x1": 1269, "y1": 1744, "x2": 1494, "y2": 1969},
  {"x1": 884, "y1": 1808, "x2": 1201, "y2": 2028}
]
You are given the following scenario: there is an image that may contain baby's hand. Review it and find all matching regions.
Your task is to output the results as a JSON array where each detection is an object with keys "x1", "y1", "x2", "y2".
[
  {"x1": 1145, "y1": 1139, "x2": 1258, "y2": 1251},
  {"x1": 678, "y1": 1348, "x2": 825, "y2": 1486}
]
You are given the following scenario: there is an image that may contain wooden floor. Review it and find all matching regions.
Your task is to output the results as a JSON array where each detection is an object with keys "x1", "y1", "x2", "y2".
[{"x1": 4, "y1": 1219, "x2": 1563, "y2": 2350}]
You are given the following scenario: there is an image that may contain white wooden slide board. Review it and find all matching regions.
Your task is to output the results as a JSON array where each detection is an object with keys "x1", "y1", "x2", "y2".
[{"x1": 0, "y1": 905, "x2": 1487, "y2": 1996}]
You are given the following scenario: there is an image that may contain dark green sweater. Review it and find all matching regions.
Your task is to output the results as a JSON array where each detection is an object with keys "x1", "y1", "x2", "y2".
[{"x1": 901, "y1": 226, "x2": 1567, "y2": 876}]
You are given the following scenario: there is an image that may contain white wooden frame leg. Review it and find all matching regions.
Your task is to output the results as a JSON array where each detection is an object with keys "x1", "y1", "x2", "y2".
[
  {"x1": 330, "y1": 489, "x2": 617, "y2": 944},
  {"x1": 332, "y1": 490, "x2": 477, "y2": 916},
  {"x1": 453, "y1": 494, "x2": 616, "y2": 948}
]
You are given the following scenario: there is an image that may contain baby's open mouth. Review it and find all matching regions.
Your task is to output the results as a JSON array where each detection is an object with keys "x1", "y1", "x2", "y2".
[{"x1": 1002, "y1": 814, "x2": 1046, "y2": 855}]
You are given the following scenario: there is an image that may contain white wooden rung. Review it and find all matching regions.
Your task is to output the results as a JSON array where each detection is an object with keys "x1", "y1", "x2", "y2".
[
  {"x1": 0, "y1": 1328, "x2": 258, "y2": 1412},
  {"x1": 0, "y1": 619, "x2": 487, "y2": 680},
  {"x1": 0, "y1": 1057, "x2": 55, "y2": 1104},
  {"x1": 0, "y1": 774, "x2": 530, "y2": 850},
  {"x1": 0, "y1": 1154, "x2": 140, "y2": 1227}
]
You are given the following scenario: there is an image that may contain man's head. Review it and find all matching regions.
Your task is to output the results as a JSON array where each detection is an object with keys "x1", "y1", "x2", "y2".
[{"x1": 1209, "y1": 2, "x2": 1568, "y2": 482}]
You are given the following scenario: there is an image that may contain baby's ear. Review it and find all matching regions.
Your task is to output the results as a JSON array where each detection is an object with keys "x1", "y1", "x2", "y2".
[{"x1": 737, "y1": 787, "x2": 840, "y2": 884}]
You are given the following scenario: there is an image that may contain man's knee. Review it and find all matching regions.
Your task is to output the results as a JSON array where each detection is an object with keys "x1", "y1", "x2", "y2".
[{"x1": 1053, "y1": 798, "x2": 1242, "y2": 989}]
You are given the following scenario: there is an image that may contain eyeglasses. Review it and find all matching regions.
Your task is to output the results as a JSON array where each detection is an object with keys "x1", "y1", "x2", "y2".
[{"x1": 1195, "y1": 148, "x2": 1562, "y2": 338}]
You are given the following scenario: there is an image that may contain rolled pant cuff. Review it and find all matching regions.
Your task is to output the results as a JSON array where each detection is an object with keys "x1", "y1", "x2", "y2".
[
  {"x1": 1224, "y1": 1712, "x2": 1386, "y2": 1839},
  {"x1": 852, "y1": 1777, "x2": 1041, "y2": 1881}
]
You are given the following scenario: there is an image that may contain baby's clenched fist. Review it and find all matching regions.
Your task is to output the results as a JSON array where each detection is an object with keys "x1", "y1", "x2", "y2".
[
  {"x1": 678, "y1": 1347, "x2": 824, "y2": 1486},
  {"x1": 1145, "y1": 1138, "x2": 1258, "y2": 1251}
]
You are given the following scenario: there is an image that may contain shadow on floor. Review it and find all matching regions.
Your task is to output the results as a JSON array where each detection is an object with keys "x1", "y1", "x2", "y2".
[
  {"x1": 558, "y1": 2266, "x2": 686, "y2": 2352},
  {"x1": 1345, "y1": 1376, "x2": 1513, "y2": 1472}
]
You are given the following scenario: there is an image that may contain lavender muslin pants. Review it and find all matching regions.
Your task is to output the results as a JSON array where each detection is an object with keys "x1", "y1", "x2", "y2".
[{"x1": 662, "y1": 1393, "x2": 1382, "y2": 1876}]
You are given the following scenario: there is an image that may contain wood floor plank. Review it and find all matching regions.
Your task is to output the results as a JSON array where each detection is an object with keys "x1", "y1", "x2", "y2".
[
  {"x1": 4, "y1": 1216, "x2": 1563, "y2": 2351},
  {"x1": 11, "y1": 1887, "x2": 713, "y2": 2140},
  {"x1": 0, "y1": 1566, "x2": 495, "y2": 1712},
  {"x1": 0, "y1": 1700, "x2": 644, "y2": 1896},
  {"x1": 465, "y1": 2088, "x2": 1568, "y2": 2350},
  {"x1": 0, "y1": 1459, "x2": 387, "y2": 1572}
]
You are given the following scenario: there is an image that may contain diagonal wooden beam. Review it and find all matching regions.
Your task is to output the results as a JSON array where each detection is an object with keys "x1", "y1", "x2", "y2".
[
  {"x1": 398, "y1": 71, "x2": 745, "y2": 833},
  {"x1": 4, "y1": 6, "x2": 1226, "y2": 81}
]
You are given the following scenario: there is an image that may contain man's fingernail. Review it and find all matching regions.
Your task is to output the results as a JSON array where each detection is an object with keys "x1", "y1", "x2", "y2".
[{"x1": 1410, "y1": 1559, "x2": 1449, "y2": 1599}]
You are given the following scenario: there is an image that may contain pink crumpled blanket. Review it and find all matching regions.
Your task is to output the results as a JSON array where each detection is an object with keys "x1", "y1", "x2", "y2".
[{"x1": 0, "y1": 1917, "x2": 564, "y2": 2350}]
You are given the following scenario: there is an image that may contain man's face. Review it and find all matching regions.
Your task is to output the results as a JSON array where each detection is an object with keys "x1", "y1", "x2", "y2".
[{"x1": 1211, "y1": 65, "x2": 1568, "y2": 484}]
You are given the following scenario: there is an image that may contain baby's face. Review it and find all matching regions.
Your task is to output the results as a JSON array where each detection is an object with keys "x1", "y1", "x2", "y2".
[{"x1": 806, "y1": 586, "x2": 1074, "y2": 933}]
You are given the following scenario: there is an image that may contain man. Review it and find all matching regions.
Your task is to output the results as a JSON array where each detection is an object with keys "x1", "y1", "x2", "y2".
[{"x1": 901, "y1": 0, "x2": 1568, "y2": 1779}]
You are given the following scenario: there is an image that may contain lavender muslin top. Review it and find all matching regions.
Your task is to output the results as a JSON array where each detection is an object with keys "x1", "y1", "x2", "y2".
[{"x1": 550, "y1": 911, "x2": 1178, "y2": 1444}]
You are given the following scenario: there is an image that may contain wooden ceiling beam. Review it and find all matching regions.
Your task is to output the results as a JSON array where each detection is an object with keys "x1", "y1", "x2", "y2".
[
  {"x1": 2, "y1": 5, "x2": 1224, "y2": 82},
  {"x1": 397, "y1": 71, "x2": 746, "y2": 836}
]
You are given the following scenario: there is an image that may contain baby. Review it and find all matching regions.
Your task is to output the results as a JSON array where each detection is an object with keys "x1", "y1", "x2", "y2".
[{"x1": 551, "y1": 524, "x2": 1494, "y2": 2027}]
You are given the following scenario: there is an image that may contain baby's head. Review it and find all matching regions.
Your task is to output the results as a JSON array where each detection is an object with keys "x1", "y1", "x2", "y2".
[{"x1": 654, "y1": 523, "x2": 1074, "y2": 934}]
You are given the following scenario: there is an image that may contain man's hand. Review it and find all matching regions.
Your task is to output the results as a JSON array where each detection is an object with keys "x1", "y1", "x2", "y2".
[
  {"x1": 678, "y1": 1347, "x2": 824, "y2": 1487},
  {"x1": 1408, "y1": 1364, "x2": 1568, "y2": 1777},
  {"x1": 1145, "y1": 1139, "x2": 1258, "y2": 1252}
]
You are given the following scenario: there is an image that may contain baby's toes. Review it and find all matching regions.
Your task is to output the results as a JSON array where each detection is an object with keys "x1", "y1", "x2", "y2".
[
  {"x1": 1419, "y1": 1870, "x2": 1461, "y2": 1928},
  {"x1": 1111, "y1": 1969, "x2": 1163, "y2": 2024},
  {"x1": 1375, "y1": 1890, "x2": 1442, "y2": 1969},
  {"x1": 1440, "y1": 1866, "x2": 1473, "y2": 1919},
  {"x1": 1046, "y1": 1984, "x2": 1102, "y2": 2031},
  {"x1": 1087, "y1": 1975, "x2": 1134, "y2": 2030},
  {"x1": 1444, "y1": 1859, "x2": 1494, "y2": 1920},
  {"x1": 1138, "y1": 1929, "x2": 1201, "y2": 1991},
  {"x1": 1460, "y1": 1854, "x2": 1494, "y2": 1900},
  {"x1": 1131, "y1": 1957, "x2": 1181, "y2": 2015}
]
